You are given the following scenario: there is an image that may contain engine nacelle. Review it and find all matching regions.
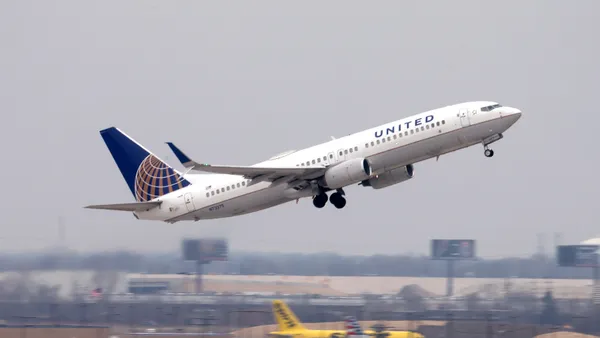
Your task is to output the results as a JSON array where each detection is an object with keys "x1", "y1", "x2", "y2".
[
  {"x1": 361, "y1": 164, "x2": 414, "y2": 189},
  {"x1": 319, "y1": 158, "x2": 373, "y2": 189}
]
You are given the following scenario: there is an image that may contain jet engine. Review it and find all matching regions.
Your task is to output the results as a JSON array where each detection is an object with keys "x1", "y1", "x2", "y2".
[
  {"x1": 319, "y1": 158, "x2": 372, "y2": 189},
  {"x1": 360, "y1": 164, "x2": 414, "y2": 189}
]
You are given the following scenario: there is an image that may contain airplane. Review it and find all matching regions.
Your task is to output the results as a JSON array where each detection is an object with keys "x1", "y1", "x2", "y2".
[
  {"x1": 343, "y1": 316, "x2": 375, "y2": 338},
  {"x1": 268, "y1": 299, "x2": 423, "y2": 338},
  {"x1": 85, "y1": 101, "x2": 522, "y2": 223}
]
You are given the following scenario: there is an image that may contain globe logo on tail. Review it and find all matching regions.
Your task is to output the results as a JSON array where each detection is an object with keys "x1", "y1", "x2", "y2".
[{"x1": 134, "y1": 155, "x2": 191, "y2": 202}]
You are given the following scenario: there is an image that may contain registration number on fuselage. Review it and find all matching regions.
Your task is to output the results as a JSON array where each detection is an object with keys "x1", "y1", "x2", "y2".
[{"x1": 209, "y1": 204, "x2": 224, "y2": 212}]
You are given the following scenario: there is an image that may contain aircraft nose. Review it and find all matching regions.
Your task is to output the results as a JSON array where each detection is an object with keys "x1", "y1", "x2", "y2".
[{"x1": 501, "y1": 107, "x2": 522, "y2": 120}]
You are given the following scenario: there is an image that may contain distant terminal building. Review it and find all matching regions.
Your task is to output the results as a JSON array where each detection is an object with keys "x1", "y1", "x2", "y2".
[{"x1": 0, "y1": 270, "x2": 597, "y2": 300}]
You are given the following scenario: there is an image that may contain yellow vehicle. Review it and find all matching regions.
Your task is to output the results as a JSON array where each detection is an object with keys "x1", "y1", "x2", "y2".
[{"x1": 269, "y1": 300, "x2": 424, "y2": 338}]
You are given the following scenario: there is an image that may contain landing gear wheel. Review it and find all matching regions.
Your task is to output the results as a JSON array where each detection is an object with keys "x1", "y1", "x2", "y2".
[
  {"x1": 334, "y1": 197, "x2": 346, "y2": 209},
  {"x1": 329, "y1": 192, "x2": 347, "y2": 209},
  {"x1": 484, "y1": 148, "x2": 494, "y2": 157},
  {"x1": 312, "y1": 193, "x2": 328, "y2": 208}
]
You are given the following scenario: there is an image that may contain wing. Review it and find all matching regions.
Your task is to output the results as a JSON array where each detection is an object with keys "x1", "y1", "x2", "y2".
[
  {"x1": 188, "y1": 163, "x2": 324, "y2": 177},
  {"x1": 84, "y1": 201, "x2": 162, "y2": 212},
  {"x1": 166, "y1": 142, "x2": 326, "y2": 184}
]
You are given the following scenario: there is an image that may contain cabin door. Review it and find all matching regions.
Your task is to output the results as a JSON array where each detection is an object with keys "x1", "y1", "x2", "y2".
[
  {"x1": 184, "y1": 192, "x2": 196, "y2": 212},
  {"x1": 459, "y1": 108, "x2": 471, "y2": 127},
  {"x1": 327, "y1": 151, "x2": 335, "y2": 165}
]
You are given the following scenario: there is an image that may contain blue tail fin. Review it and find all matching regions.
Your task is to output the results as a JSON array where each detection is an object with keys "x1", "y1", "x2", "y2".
[{"x1": 100, "y1": 127, "x2": 191, "y2": 202}]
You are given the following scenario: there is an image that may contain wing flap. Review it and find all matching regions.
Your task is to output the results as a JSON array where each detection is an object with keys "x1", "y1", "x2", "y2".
[{"x1": 84, "y1": 201, "x2": 162, "y2": 212}]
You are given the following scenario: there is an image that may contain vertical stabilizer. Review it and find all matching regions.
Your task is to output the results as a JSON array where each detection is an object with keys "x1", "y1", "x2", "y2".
[
  {"x1": 100, "y1": 127, "x2": 191, "y2": 201},
  {"x1": 344, "y1": 316, "x2": 366, "y2": 337},
  {"x1": 272, "y1": 300, "x2": 306, "y2": 332}
]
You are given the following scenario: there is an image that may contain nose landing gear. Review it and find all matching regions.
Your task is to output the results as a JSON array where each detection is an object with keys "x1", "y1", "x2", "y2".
[{"x1": 482, "y1": 133, "x2": 502, "y2": 158}]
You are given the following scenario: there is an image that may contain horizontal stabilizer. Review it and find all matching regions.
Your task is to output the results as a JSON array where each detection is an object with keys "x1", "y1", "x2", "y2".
[{"x1": 84, "y1": 201, "x2": 162, "y2": 212}]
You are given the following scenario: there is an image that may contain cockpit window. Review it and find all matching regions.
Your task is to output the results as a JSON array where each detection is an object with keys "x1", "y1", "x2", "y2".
[{"x1": 481, "y1": 103, "x2": 502, "y2": 112}]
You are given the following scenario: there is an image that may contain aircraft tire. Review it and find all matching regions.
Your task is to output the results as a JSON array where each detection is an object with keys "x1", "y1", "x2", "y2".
[
  {"x1": 334, "y1": 197, "x2": 346, "y2": 209},
  {"x1": 313, "y1": 194, "x2": 328, "y2": 208}
]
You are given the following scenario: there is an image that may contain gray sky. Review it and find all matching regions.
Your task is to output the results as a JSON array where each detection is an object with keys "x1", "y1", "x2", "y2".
[{"x1": 2, "y1": 1, "x2": 599, "y2": 258}]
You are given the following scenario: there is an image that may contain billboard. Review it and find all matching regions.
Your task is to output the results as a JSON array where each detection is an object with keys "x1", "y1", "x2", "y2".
[
  {"x1": 557, "y1": 245, "x2": 599, "y2": 267},
  {"x1": 182, "y1": 238, "x2": 228, "y2": 262},
  {"x1": 198, "y1": 238, "x2": 228, "y2": 261},
  {"x1": 431, "y1": 239, "x2": 476, "y2": 260},
  {"x1": 183, "y1": 239, "x2": 201, "y2": 261}
]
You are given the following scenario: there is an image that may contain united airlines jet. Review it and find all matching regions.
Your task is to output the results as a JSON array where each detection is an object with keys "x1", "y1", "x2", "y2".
[{"x1": 86, "y1": 101, "x2": 521, "y2": 223}]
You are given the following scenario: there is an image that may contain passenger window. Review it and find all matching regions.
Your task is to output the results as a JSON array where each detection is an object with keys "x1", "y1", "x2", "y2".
[
  {"x1": 312, "y1": 159, "x2": 316, "y2": 164},
  {"x1": 426, "y1": 125, "x2": 430, "y2": 129},
  {"x1": 382, "y1": 138, "x2": 386, "y2": 143},
  {"x1": 344, "y1": 150, "x2": 348, "y2": 154},
  {"x1": 306, "y1": 161, "x2": 310, "y2": 165},
  {"x1": 330, "y1": 154, "x2": 334, "y2": 159},
  {"x1": 421, "y1": 126, "x2": 424, "y2": 131},
  {"x1": 371, "y1": 141, "x2": 375, "y2": 146},
  {"x1": 442, "y1": 120, "x2": 445, "y2": 124},
  {"x1": 339, "y1": 151, "x2": 343, "y2": 156},
  {"x1": 211, "y1": 191, "x2": 215, "y2": 196},
  {"x1": 365, "y1": 143, "x2": 369, "y2": 148},
  {"x1": 237, "y1": 183, "x2": 241, "y2": 188},
  {"x1": 242, "y1": 182, "x2": 245, "y2": 186},
  {"x1": 436, "y1": 122, "x2": 440, "y2": 126},
  {"x1": 354, "y1": 146, "x2": 358, "y2": 151},
  {"x1": 377, "y1": 140, "x2": 380, "y2": 144},
  {"x1": 221, "y1": 188, "x2": 225, "y2": 192},
  {"x1": 217, "y1": 190, "x2": 220, "y2": 194},
  {"x1": 393, "y1": 134, "x2": 397, "y2": 139},
  {"x1": 410, "y1": 130, "x2": 414, "y2": 134},
  {"x1": 323, "y1": 156, "x2": 326, "y2": 161},
  {"x1": 317, "y1": 158, "x2": 321, "y2": 163},
  {"x1": 349, "y1": 148, "x2": 353, "y2": 153}
]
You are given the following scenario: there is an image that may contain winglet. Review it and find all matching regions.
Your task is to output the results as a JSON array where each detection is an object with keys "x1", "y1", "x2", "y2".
[
  {"x1": 344, "y1": 316, "x2": 365, "y2": 337},
  {"x1": 166, "y1": 142, "x2": 195, "y2": 168}
]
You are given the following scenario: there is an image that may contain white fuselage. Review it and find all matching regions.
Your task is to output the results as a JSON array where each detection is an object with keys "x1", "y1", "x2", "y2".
[{"x1": 134, "y1": 101, "x2": 522, "y2": 223}]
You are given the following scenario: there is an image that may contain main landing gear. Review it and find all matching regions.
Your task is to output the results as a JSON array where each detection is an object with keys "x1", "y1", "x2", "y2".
[
  {"x1": 329, "y1": 190, "x2": 346, "y2": 209},
  {"x1": 312, "y1": 188, "x2": 346, "y2": 209},
  {"x1": 484, "y1": 147, "x2": 494, "y2": 158}
]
